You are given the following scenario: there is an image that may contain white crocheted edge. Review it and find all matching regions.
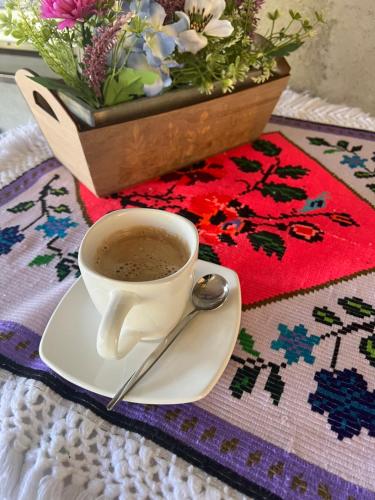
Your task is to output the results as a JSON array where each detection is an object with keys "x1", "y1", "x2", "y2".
[
  {"x1": 0, "y1": 368, "x2": 246, "y2": 500},
  {"x1": 0, "y1": 121, "x2": 52, "y2": 189},
  {"x1": 274, "y1": 88, "x2": 375, "y2": 131}
]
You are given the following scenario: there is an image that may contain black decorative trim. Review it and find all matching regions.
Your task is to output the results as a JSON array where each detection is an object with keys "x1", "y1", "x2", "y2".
[{"x1": 0, "y1": 353, "x2": 280, "y2": 500}]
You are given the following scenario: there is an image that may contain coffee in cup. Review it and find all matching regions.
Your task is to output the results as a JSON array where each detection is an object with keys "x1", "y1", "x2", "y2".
[{"x1": 94, "y1": 226, "x2": 190, "y2": 282}]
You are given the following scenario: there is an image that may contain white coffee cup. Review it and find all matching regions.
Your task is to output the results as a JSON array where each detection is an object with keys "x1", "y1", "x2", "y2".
[{"x1": 78, "y1": 208, "x2": 199, "y2": 360}]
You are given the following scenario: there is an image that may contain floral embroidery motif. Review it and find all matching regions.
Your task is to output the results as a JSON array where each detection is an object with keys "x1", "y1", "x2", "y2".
[
  {"x1": 106, "y1": 140, "x2": 361, "y2": 264},
  {"x1": 308, "y1": 368, "x2": 375, "y2": 440},
  {"x1": 4, "y1": 174, "x2": 79, "y2": 282},
  {"x1": 0, "y1": 226, "x2": 25, "y2": 255},
  {"x1": 230, "y1": 295, "x2": 375, "y2": 441},
  {"x1": 36, "y1": 215, "x2": 78, "y2": 239},
  {"x1": 271, "y1": 324, "x2": 320, "y2": 365},
  {"x1": 340, "y1": 154, "x2": 368, "y2": 169},
  {"x1": 307, "y1": 137, "x2": 375, "y2": 194}
]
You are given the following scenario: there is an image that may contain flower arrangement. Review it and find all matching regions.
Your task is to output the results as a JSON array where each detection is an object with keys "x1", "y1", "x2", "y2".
[{"x1": 1, "y1": 1, "x2": 323, "y2": 109}]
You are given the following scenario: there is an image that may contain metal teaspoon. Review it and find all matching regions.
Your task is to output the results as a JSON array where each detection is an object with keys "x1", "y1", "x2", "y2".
[{"x1": 106, "y1": 274, "x2": 230, "y2": 410}]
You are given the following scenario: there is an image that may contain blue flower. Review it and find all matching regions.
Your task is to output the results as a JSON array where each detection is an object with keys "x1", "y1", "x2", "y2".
[
  {"x1": 271, "y1": 323, "x2": 320, "y2": 365},
  {"x1": 35, "y1": 216, "x2": 78, "y2": 239},
  {"x1": 340, "y1": 154, "x2": 368, "y2": 169},
  {"x1": 126, "y1": 0, "x2": 182, "y2": 96},
  {"x1": 0, "y1": 225, "x2": 25, "y2": 255},
  {"x1": 309, "y1": 368, "x2": 375, "y2": 440}
]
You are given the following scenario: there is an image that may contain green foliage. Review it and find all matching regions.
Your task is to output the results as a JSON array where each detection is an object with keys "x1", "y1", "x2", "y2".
[
  {"x1": 338, "y1": 297, "x2": 375, "y2": 319},
  {"x1": 313, "y1": 306, "x2": 342, "y2": 326},
  {"x1": 1, "y1": 0, "x2": 324, "y2": 108},
  {"x1": 28, "y1": 254, "x2": 56, "y2": 267},
  {"x1": 275, "y1": 165, "x2": 309, "y2": 179},
  {"x1": 238, "y1": 328, "x2": 260, "y2": 357},
  {"x1": 260, "y1": 183, "x2": 307, "y2": 202},
  {"x1": 231, "y1": 157, "x2": 262, "y2": 172},
  {"x1": 307, "y1": 137, "x2": 330, "y2": 146},
  {"x1": 103, "y1": 68, "x2": 157, "y2": 106},
  {"x1": 51, "y1": 204, "x2": 71, "y2": 213},
  {"x1": 252, "y1": 139, "x2": 281, "y2": 156},
  {"x1": 248, "y1": 231, "x2": 286, "y2": 259},
  {"x1": 7, "y1": 201, "x2": 35, "y2": 213},
  {"x1": 50, "y1": 187, "x2": 68, "y2": 196}
]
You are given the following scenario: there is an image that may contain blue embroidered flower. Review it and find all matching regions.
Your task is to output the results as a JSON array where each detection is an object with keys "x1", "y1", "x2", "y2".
[
  {"x1": 309, "y1": 368, "x2": 375, "y2": 440},
  {"x1": 35, "y1": 216, "x2": 78, "y2": 239},
  {"x1": 340, "y1": 155, "x2": 368, "y2": 169},
  {"x1": 271, "y1": 323, "x2": 320, "y2": 365},
  {"x1": 0, "y1": 225, "x2": 25, "y2": 255}
]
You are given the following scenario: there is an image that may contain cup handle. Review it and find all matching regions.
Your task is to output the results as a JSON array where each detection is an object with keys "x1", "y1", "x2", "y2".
[{"x1": 97, "y1": 290, "x2": 140, "y2": 360}]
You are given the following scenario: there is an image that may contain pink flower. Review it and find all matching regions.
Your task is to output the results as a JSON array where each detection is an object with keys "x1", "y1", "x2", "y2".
[{"x1": 41, "y1": 0, "x2": 97, "y2": 29}]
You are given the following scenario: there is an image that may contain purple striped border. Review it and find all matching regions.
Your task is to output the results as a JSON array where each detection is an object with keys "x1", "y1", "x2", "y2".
[
  {"x1": 0, "y1": 320, "x2": 372, "y2": 500},
  {"x1": 270, "y1": 115, "x2": 375, "y2": 141},
  {"x1": 0, "y1": 158, "x2": 60, "y2": 208}
]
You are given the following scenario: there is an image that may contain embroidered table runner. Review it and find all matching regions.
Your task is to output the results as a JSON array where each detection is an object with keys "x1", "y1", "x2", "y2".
[{"x1": 1, "y1": 117, "x2": 374, "y2": 499}]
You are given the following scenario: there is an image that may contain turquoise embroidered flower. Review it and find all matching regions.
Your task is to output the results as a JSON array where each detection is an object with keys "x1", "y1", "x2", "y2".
[
  {"x1": 35, "y1": 216, "x2": 78, "y2": 239},
  {"x1": 0, "y1": 225, "x2": 25, "y2": 255},
  {"x1": 271, "y1": 323, "x2": 320, "y2": 365},
  {"x1": 340, "y1": 155, "x2": 368, "y2": 169}
]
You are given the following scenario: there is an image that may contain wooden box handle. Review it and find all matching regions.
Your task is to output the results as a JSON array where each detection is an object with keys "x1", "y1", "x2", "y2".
[{"x1": 15, "y1": 69, "x2": 77, "y2": 131}]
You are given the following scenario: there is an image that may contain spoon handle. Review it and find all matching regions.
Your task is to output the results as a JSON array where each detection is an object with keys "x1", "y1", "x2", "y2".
[{"x1": 106, "y1": 308, "x2": 199, "y2": 411}]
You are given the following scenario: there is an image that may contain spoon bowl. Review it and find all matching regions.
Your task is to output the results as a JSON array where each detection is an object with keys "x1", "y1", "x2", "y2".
[{"x1": 192, "y1": 274, "x2": 230, "y2": 310}]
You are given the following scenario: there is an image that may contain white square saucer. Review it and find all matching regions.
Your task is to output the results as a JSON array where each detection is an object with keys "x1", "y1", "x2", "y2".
[{"x1": 39, "y1": 260, "x2": 241, "y2": 404}]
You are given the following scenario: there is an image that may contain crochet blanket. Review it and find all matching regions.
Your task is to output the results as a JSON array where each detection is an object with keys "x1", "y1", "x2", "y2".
[{"x1": 0, "y1": 115, "x2": 375, "y2": 499}]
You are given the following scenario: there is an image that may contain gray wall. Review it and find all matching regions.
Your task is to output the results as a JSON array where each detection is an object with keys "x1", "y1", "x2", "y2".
[{"x1": 258, "y1": 0, "x2": 375, "y2": 115}]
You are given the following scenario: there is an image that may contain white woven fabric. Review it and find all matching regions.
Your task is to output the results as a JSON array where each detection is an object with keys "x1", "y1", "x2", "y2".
[{"x1": 0, "y1": 89, "x2": 374, "y2": 500}]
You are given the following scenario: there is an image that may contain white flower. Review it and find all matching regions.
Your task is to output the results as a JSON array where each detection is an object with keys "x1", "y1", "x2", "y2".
[{"x1": 175, "y1": 0, "x2": 234, "y2": 54}]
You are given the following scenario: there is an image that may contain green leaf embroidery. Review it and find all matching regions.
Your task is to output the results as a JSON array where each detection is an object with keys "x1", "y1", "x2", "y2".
[
  {"x1": 230, "y1": 365, "x2": 261, "y2": 399},
  {"x1": 230, "y1": 157, "x2": 262, "y2": 172},
  {"x1": 336, "y1": 140, "x2": 349, "y2": 149},
  {"x1": 56, "y1": 261, "x2": 71, "y2": 281},
  {"x1": 248, "y1": 231, "x2": 286, "y2": 260},
  {"x1": 338, "y1": 297, "x2": 375, "y2": 318},
  {"x1": 51, "y1": 204, "x2": 71, "y2": 213},
  {"x1": 260, "y1": 182, "x2": 307, "y2": 202},
  {"x1": 50, "y1": 187, "x2": 68, "y2": 196},
  {"x1": 7, "y1": 201, "x2": 35, "y2": 213},
  {"x1": 264, "y1": 367, "x2": 285, "y2": 405},
  {"x1": 354, "y1": 171, "x2": 375, "y2": 179},
  {"x1": 252, "y1": 139, "x2": 281, "y2": 157},
  {"x1": 359, "y1": 335, "x2": 375, "y2": 367},
  {"x1": 351, "y1": 145, "x2": 363, "y2": 153},
  {"x1": 366, "y1": 184, "x2": 375, "y2": 193},
  {"x1": 323, "y1": 149, "x2": 338, "y2": 154},
  {"x1": 198, "y1": 243, "x2": 220, "y2": 264},
  {"x1": 238, "y1": 328, "x2": 260, "y2": 357},
  {"x1": 313, "y1": 306, "x2": 342, "y2": 326},
  {"x1": 28, "y1": 254, "x2": 56, "y2": 267},
  {"x1": 275, "y1": 165, "x2": 309, "y2": 179},
  {"x1": 307, "y1": 137, "x2": 330, "y2": 146}
]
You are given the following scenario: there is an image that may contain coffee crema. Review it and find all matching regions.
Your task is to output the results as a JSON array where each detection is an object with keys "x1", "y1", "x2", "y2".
[{"x1": 94, "y1": 226, "x2": 190, "y2": 282}]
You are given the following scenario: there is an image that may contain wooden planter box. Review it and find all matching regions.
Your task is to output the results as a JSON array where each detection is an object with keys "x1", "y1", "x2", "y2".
[{"x1": 15, "y1": 65, "x2": 289, "y2": 197}]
